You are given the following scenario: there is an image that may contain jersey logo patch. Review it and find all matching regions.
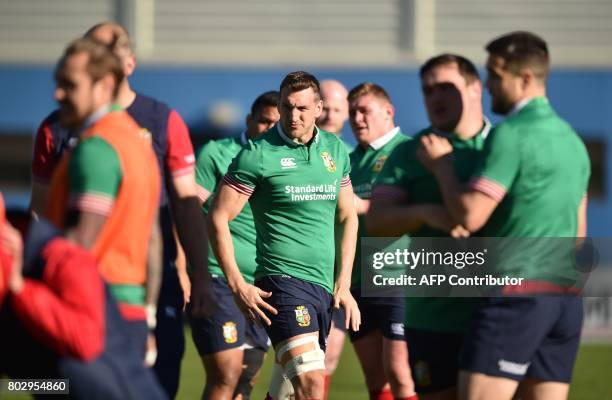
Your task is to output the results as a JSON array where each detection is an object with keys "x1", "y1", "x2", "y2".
[
  {"x1": 373, "y1": 155, "x2": 388, "y2": 172},
  {"x1": 294, "y1": 306, "x2": 311, "y2": 327},
  {"x1": 222, "y1": 321, "x2": 238, "y2": 343},
  {"x1": 320, "y1": 152, "x2": 336, "y2": 172},
  {"x1": 281, "y1": 157, "x2": 297, "y2": 169},
  {"x1": 139, "y1": 128, "x2": 152, "y2": 144}
]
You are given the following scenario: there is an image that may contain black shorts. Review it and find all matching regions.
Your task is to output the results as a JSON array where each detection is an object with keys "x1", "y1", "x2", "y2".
[
  {"x1": 349, "y1": 289, "x2": 406, "y2": 342},
  {"x1": 255, "y1": 275, "x2": 333, "y2": 351},
  {"x1": 406, "y1": 328, "x2": 465, "y2": 393},
  {"x1": 331, "y1": 306, "x2": 347, "y2": 332},
  {"x1": 460, "y1": 296, "x2": 583, "y2": 383},
  {"x1": 189, "y1": 277, "x2": 269, "y2": 355}
]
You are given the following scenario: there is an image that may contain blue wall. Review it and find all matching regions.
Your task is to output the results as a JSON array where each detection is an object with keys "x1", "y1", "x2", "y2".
[{"x1": 1, "y1": 65, "x2": 611, "y2": 235}]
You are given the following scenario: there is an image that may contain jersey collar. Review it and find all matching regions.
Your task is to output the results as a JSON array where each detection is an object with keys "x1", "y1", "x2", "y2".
[
  {"x1": 82, "y1": 104, "x2": 111, "y2": 132},
  {"x1": 276, "y1": 124, "x2": 320, "y2": 147},
  {"x1": 508, "y1": 96, "x2": 548, "y2": 117},
  {"x1": 369, "y1": 126, "x2": 400, "y2": 150}
]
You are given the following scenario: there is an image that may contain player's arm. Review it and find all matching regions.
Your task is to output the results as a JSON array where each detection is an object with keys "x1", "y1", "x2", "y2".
[
  {"x1": 334, "y1": 180, "x2": 361, "y2": 331},
  {"x1": 208, "y1": 182, "x2": 277, "y2": 325},
  {"x1": 64, "y1": 137, "x2": 119, "y2": 249},
  {"x1": 367, "y1": 187, "x2": 469, "y2": 238},
  {"x1": 4, "y1": 222, "x2": 105, "y2": 361},
  {"x1": 417, "y1": 132, "x2": 515, "y2": 232},
  {"x1": 173, "y1": 225, "x2": 190, "y2": 309},
  {"x1": 577, "y1": 194, "x2": 588, "y2": 238},
  {"x1": 145, "y1": 214, "x2": 162, "y2": 324},
  {"x1": 165, "y1": 110, "x2": 215, "y2": 317}
]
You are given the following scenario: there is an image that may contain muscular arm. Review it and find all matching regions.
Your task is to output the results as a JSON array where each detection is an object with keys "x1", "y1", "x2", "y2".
[
  {"x1": 417, "y1": 134, "x2": 500, "y2": 232},
  {"x1": 334, "y1": 183, "x2": 361, "y2": 331},
  {"x1": 169, "y1": 172, "x2": 214, "y2": 316},
  {"x1": 429, "y1": 160, "x2": 499, "y2": 232},
  {"x1": 67, "y1": 211, "x2": 107, "y2": 250},
  {"x1": 208, "y1": 183, "x2": 277, "y2": 324},
  {"x1": 145, "y1": 216, "x2": 163, "y2": 310}
]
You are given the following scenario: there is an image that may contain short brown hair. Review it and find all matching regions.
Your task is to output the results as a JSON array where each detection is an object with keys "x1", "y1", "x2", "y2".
[
  {"x1": 486, "y1": 31, "x2": 549, "y2": 80},
  {"x1": 420, "y1": 53, "x2": 480, "y2": 84},
  {"x1": 348, "y1": 82, "x2": 392, "y2": 105},
  {"x1": 55, "y1": 38, "x2": 124, "y2": 96},
  {"x1": 280, "y1": 71, "x2": 321, "y2": 100},
  {"x1": 84, "y1": 21, "x2": 133, "y2": 57}
]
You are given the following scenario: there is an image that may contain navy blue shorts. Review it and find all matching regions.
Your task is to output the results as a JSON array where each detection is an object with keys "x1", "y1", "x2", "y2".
[
  {"x1": 189, "y1": 277, "x2": 269, "y2": 355},
  {"x1": 331, "y1": 306, "x2": 347, "y2": 332},
  {"x1": 406, "y1": 328, "x2": 465, "y2": 393},
  {"x1": 460, "y1": 296, "x2": 583, "y2": 383},
  {"x1": 348, "y1": 289, "x2": 406, "y2": 342},
  {"x1": 255, "y1": 275, "x2": 333, "y2": 351}
]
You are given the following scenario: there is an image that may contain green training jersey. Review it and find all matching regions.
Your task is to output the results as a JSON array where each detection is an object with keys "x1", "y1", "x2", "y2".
[
  {"x1": 69, "y1": 136, "x2": 121, "y2": 200},
  {"x1": 195, "y1": 133, "x2": 257, "y2": 283},
  {"x1": 225, "y1": 125, "x2": 351, "y2": 293},
  {"x1": 349, "y1": 127, "x2": 410, "y2": 289},
  {"x1": 470, "y1": 97, "x2": 590, "y2": 283},
  {"x1": 375, "y1": 121, "x2": 491, "y2": 333}
]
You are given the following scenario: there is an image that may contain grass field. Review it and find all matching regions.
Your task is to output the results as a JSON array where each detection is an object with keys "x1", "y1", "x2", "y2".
[
  {"x1": 4, "y1": 330, "x2": 611, "y2": 399},
  {"x1": 177, "y1": 328, "x2": 612, "y2": 400}
]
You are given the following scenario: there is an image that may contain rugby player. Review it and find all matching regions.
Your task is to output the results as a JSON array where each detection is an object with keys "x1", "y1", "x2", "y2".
[
  {"x1": 368, "y1": 54, "x2": 489, "y2": 399},
  {"x1": 44, "y1": 36, "x2": 161, "y2": 365},
  {"x1": 30, "y1": 22, "x2": 214, "y2": 397},
  {"x1": 417, "y1": 32, "x2": 590, "y2": 400},
  {"x1": 316, "y1": 78, "x2": 351, "y2": 399},
  {"x1": 347, "y1": 83, "x2": 417, "y2": 400},
  {"x1": 191, "y1": 90, "x2": 279, "y2": 399},
  {"x1": 208, "y1": 71, "x2": 361, "y2": 400}
]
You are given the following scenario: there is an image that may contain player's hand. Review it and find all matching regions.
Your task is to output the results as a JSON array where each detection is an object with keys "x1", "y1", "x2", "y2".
[
  {"x1": 333, "y1": 286, "x2": 361, "y2": 332},
  {"x1": 419, "y1": 204, "x2": 470, "y2": 238},
  {"x1": 189, "y1": 271, "x2": 217, "y2": 318},
  {"x1": 417, "y1": 134, "x2": 453, "y2": 172},
  {"x1": 144, "y1": 332, "x2": 157, "y2": 368},
  {"x1": 177, "y1": 268, "x2": 191, "y2": 311},
  {"x1": 1, "y1": 222, "x2": 24, "y2": 293},
  {"x1": 233, "y1": 282, "x2": 278, "y2": 326}
]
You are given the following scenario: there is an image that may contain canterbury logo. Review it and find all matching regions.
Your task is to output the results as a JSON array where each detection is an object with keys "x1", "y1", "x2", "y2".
[{"x1": 281, "y1": 157, "x2": 297, "y2": 169}]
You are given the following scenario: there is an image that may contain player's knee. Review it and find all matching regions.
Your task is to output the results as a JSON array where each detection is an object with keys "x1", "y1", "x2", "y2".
[
  {"x1": 277, "y1": 336, "x2": 326, "y2": 381},
  {"x1": 268, "y1": 362, "x2": 294, "y2": 400},
  {"x1": 233, "y1": 348, "x2": 266, "y2": 399}
]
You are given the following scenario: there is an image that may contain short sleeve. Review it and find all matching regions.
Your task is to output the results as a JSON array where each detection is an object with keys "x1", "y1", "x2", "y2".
[
  {"x1": 223, "y1": 142, "x2": 262, "y2": 197},
  {"x1": 68, "y1": 137, "x2": 121, "y2": 215},
  {"x1": 32, "y1": 113, "x2": 59, "y2": 183},
  {"x1": 469, "y1": 125, "x2": 520, "y2": 201},
  {"x1": 194, "y1": 141, "x2": 220, "y2": 198},
  {"x1": 166, "y1": 109, "x2": 196, "y2": 177},
  {"x1": 340, "y1": 144, "x2": 351, "y2": 187}
]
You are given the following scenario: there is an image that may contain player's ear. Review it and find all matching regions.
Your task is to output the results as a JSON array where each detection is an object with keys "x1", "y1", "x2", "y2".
[
  {"x1": 314, "y1": 99, "x2": 323, "y2": 118},
  {"x1": 124, "y1": 54, "x2": 136, "y2": 77},
  {"x1": 245, "y1": 113, "x2": 252, "y2": 127}
]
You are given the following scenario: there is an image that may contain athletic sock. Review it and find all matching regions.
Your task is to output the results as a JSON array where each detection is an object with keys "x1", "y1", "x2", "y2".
[
  {"x1": 324, "y1": 375, "x2": 332, "y2": 400},
  {"x1": 369, "y1": 388, "x2": 394, "y2": 400}
]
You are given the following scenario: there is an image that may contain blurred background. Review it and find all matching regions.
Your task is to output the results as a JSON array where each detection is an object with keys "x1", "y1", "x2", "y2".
[{"x1": 0, "y1": 0, "x2": 611, "y2": 366}]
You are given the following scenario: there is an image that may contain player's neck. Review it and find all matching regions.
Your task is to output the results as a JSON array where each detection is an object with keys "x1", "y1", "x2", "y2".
[
  {"x1": 293, "y1": 128, "x2": 316, "y2": 145},
  {"x1": 114, "y1": 80, "x2": 137, "y2": 109}
]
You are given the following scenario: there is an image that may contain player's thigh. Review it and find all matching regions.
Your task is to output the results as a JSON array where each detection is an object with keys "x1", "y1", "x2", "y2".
[
  {"x1": 352, "y1": 330, "x2": 387, "y2": 386},
  {"x1": 202, "y1": 347, "x2": 244, "y2": 383},
  {"x1": 516, "y1": 378, "x2": 569, "y2": 400}
]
